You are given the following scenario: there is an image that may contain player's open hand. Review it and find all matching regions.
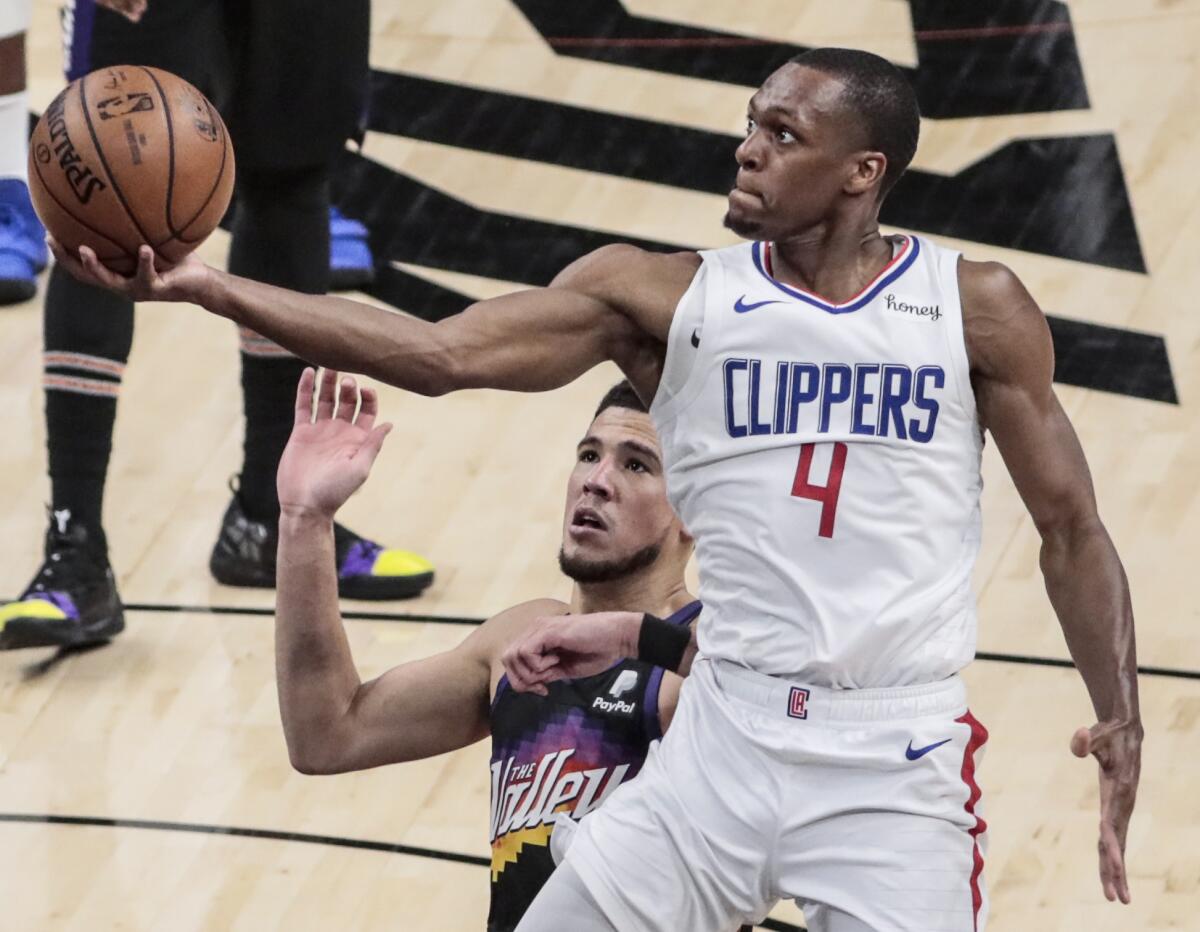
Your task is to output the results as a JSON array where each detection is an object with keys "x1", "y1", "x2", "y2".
[
  {"x1": 49, "y1": 241, "x2": 213, "y2": 306},
  {"x1": 276, "y1": 368, "x2": 393, "y2": 522},
  {"x1": 503, "y1": 612, "x2": 641, "y2": 696},
  {"x1": 1070, "y1": 716, "x2": 1142, "y2": 904}
]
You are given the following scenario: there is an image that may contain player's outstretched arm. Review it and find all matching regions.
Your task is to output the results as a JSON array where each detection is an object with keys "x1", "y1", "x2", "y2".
[
  {"x1": 962, "y1": 259, "x2": 1141, "y2": 905},
  {"x1": 275, "y1": 368, "x2": 495, "y2": 773},
  {"x1": 59, "y1": 242, "x2": 694, "y2": 402}
]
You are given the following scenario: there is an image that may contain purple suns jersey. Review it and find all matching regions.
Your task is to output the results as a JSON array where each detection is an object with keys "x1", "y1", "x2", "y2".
[
  {"x1": 486, "y1": 601, "x2": 702, "y2": 932},
  {"x1": 650, "y1": 235, "x2": 983, "y2": 689}
]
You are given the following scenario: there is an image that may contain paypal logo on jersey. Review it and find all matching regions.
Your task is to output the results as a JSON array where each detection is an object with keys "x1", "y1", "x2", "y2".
[{"x1": 722, "y1": 357, "x2": 945, "y2": 443}]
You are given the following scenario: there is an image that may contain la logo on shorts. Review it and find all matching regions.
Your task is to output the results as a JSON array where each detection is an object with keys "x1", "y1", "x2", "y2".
[{"x1": 787, "y1": 686, "x2": 810, "y2": 720}]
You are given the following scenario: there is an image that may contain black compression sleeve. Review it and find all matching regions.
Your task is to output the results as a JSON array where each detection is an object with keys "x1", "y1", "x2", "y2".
[{"x1": 636, "y1": 614, "x2": 691, "y2": 672}]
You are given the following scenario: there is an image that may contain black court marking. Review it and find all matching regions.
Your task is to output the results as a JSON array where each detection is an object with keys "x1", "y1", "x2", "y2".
[
  {"x1": 0, "y1": 814, "x2": 805, "y2": 931},
  {"x1": 1047, "y1": 316, "x2": 1177, "y2": 404},
  {"x1": 365, "y1": 71, "x2": 1145, "y2": 273},
  {"x1": 44, "y1": 602, "x2": 1195, "y2": 681},
  {"x1": 332, "y1": 151, "x2": 1173, "y2": 403},
  {"x1": 975, "y1": 651, "x2": 1200, "y2": 681},
  {"x1": 0, "y1": 813, "x2": 489, "y2": 866},
  {"x1": 511, "y1": 0, "x2": 1088, "y2": 120},
  {"x1": 122, "y1": 601, "x2": 485, "y2": 626}
]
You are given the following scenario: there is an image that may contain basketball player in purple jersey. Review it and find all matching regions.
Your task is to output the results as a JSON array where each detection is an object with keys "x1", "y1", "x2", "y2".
[
  {"x1": 272, "y1": 371, "x2": 718, "y2": 931},
  {"x1": 59, "y1": 47, "x2": 1140, "y2": 932}
]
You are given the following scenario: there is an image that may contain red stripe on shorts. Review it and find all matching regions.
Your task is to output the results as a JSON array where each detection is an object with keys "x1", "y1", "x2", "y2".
[{"x1": 956, "y1": 711, "x2": 989, "y2": 931}]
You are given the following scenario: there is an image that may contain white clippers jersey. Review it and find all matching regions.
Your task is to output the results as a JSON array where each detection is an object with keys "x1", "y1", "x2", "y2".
[{"x1": 650, "y1": 235, "x2": 983, "y2": 688}]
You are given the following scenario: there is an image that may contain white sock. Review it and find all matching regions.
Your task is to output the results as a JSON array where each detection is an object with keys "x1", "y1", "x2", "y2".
[{"x1": 0, "y1": 89, "x2": 28, "y2": 182}]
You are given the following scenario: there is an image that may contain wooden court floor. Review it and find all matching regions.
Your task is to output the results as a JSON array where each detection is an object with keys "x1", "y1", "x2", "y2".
[{"x1": 2, "y1": 0, "x2": 1199, "y2": 929}]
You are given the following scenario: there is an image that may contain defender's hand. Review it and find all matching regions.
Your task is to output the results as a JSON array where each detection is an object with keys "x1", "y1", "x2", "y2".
[
  {"x1": 50, "y1": 241, "x2": 214, "y2": 306},
  {"x1": 96, "y1": 0, "x2": 149, "y2": 23},
  {"x1": 1070, "y1": 717, "x2": 1142, "y2": 904},
  {"x1": 277, "y1": 368, "x2": 392, "y2": 522},
  {"x1": 503, "y1": 612, "x2": 640, "y2": 696}
]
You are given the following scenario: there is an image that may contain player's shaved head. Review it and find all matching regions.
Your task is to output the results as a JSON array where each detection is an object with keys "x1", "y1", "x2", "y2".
[{"x1": 787, "y1": 47, "x2": 920, "y2": 199}]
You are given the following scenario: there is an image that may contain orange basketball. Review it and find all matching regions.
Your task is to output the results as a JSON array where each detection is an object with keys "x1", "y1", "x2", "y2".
[{"x1": 28, "y1": 65, "x2": 235, "y2": 274}]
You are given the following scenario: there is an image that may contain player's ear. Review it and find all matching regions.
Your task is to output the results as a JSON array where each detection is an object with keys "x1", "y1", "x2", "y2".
[{"x1": 845, "y1": 151, "x2": 886, "y2": 196}]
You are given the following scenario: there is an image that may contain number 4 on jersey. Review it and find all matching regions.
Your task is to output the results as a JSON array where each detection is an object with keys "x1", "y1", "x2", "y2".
[{"x1": 791, "y1": 442, "x2": 848, "y2": 538}]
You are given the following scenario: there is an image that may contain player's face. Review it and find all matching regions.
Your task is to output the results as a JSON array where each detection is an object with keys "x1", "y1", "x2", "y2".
[
  {"x1": 725, "y1": 64, "x2": 876, "y2": 241},
  {"x1": 558, "y1": 407, "x2": 682, "y2": 583}
]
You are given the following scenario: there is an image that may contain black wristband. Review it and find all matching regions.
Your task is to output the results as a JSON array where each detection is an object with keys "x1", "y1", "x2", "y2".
[{"x1": 636, "y1": 613, "x2": 691, "y2": 672}]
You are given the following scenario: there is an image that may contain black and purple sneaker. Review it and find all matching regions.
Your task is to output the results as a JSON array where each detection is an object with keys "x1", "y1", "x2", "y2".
[
  {"x1": 0, "y1": 510, "x2": 124, "y2": 650},
  {"x1": 209, "y1": 493, "x2": 434, "y2": 600}
]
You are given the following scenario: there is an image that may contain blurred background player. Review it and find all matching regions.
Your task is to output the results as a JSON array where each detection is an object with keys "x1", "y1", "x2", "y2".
[
  {"x1": 0, "y1": 0, "x2": 430, "y2": 652},
  {"x1": 0, "y1": 0, "x2": 48, "y2": 306},
  {"x1": 273, "y1": 373, "x2": 708, "y2": 932}
]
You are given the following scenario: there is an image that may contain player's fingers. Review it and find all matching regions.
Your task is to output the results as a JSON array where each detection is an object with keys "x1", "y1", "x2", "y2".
[
  {"x1": 508, "y1": 655, "x2": 541, "y2": 694},
  {"x1": 135, "y1": 245, "x2": 160, "y2": 286},
  {"x1": 294, "y1": 368, "x2": 316, "y2": 425},
  {"x1": 47, "y1": 237, "x2": 72, "y2": 268},
  {"x1": 315, "y1": 369, "x2": 337, "y2": 420},
  {"x1": 510, "y1": 642, "x2": 558, "y2": 693},
  {"x1": 78, "y1": 246, "x2": 127, "y2": 290},
  {"x1": 538, "y1": 665, "x2": 568, "y2": 685},
  {"x1": 52, "y1": 240, "x2": 92, "y2": 280},
  {"x1": 336, "y1": 377, "x2": 358, "y2": 422},
  {"x1": 500, "y1": 644, "x2": 531, "y2": 690},
  {"x1": 526, "y1": 651, "x2": 560, "y2": 675},
  {"x1": 356, "y1": 387, "x2": 378, "y2": 431},
  {"x1": 1099, "y1": 824, "x2": 1130, "y2": 903},
  {"x1": 354, "y1": 423, "x2": 392, "y2": 466},
  {"x1": 518, "y1": 628, "x2": 564, "y2": 671},
  {"x1": 1070, "y1": 725, "x2": 1092, "y2": 758}
]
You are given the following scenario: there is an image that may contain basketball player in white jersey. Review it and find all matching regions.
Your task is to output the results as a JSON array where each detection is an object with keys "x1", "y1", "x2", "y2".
[{"x1": 58, "y1": 47, "x2": 1141, "y2": 932}]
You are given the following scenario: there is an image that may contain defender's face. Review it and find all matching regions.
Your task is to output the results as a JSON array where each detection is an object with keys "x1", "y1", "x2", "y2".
[
  {"x1": 560, "y1": 408, "x2": 679, "y2": 569},
  {"x1": 725, "y1": 64, "x2": 873, "y2": 241}
]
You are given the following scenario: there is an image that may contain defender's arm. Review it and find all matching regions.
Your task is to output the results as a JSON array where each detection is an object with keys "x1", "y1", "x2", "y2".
[
  {"x1": 962, "y1": 259, "x2": 1141, "y2": 904},
  {"x1": 276, "y1": 510, "x2": 499, "y2": 773}
]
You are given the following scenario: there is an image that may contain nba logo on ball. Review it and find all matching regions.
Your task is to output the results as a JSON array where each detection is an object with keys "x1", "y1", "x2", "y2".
[{"x1": 788, "y1": 687, "x2": 810, "y2": 720}]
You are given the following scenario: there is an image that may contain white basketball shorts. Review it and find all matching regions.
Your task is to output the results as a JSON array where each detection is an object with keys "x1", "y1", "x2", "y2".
[{"x1": 561, "y1": 657, "x2": 989, "y2": 932}]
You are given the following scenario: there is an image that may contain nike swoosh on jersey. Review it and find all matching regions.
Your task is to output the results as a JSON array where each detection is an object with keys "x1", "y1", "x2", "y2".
[
  {"x1": 905, "y1": 738, "x2": 952, "y2": 760},
  {"x1": 733, "y1": 295, "x2": 785, "y2": 314}
]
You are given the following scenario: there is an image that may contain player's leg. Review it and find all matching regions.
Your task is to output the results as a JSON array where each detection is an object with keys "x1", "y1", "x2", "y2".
[
  {"x1": 515, "y1": 863, "x2": 618, "y2": 932},
  {"x1": 0, "y1": 0, "x2": 47, "y2": 307},
  {"x1": 546, "y1": 661, "x2": 776, "y2": 931},
  {"x1": 209, "y1": 0, "x2": 432, "y2": 599},
  {"x1": 781, "y1": 690, "x2": 989, "y2": 932},
  {"x1": 0, "y1": 0, "x2": 234, "y2": 650},
  {"x1": 0, "y1": 267, "x2": 133, "y2": 650}
]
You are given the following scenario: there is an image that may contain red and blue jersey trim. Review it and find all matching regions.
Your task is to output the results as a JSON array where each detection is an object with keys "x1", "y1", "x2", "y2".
[{"x1": 750, "y1": 236, "x2": 919, "y2": 315}]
